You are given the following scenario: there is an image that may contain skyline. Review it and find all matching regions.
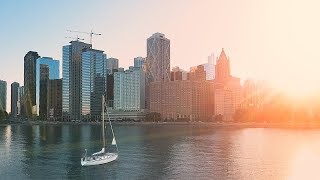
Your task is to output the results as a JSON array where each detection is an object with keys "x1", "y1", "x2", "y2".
[{"x1": 1, "y1": 0, "x2": 320, "y2": 111}]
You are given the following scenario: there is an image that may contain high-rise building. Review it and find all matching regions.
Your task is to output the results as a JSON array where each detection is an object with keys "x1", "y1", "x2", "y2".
[
  {"x1": 36, "y1": 57, "x2": 60, "y2": 116},
  {"x1": 202, "y1": 53, "x2": 215, "y2": 80},
  {"x1": 146, "y1": 32, "x2": 170, "y2": 109},
  {"x1": 62, "y1": 40, "x2": 92, "y2": 121},
  {"x1": 11, "y1": 82, "x2": 20, "y2": 117},
  {"x1": 215, "y1": 49, "x2": 231, "y2": 81},
  {"x1": 213, "y1": 49, "x2": 242, "y2": 121},
  {"x1": 48, "y1": 79, "x2": 62, "y2": 121},
  {"x1": 18, "y1": 86, "x2": 25, "y2": 116},
  {"x1": 107, "y1": 58, "x2": 119, "y2": 74},
  {"x1": 134, "y1": 57, "x2": 145, "y2": 68},
  {"x1": 146, "y1": 32, "x2": 170, "y2": 82},
  {"x1": 81, "y1": 49, "x2": 107, "y2": 120},
  {"x1": 24, "y1": 51, "x2": 40, "y2": 116},
  {"x1": 0, "y1": 80, "x2": 7, "y2": 112},
  {"x1": 114, "y1": 66, "x2": 145, "y2": 111},
  {"x1": 39, "y1": 64, "x2": 49, "y2": 118}
]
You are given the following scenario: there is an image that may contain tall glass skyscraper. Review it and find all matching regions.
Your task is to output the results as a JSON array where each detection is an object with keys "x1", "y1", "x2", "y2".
[
  {"x1": 36, "y1": 57, "x2": 60, "y2": 116},
  {"x1": 81, "y1": 49, "x2": 107, "y2": 120},
  {"x1": 0, "y1": 80, "x2": 7, "y2": 112},
  {"x1": 62, "y1": 40, "x2": 92, "y2": 121}
]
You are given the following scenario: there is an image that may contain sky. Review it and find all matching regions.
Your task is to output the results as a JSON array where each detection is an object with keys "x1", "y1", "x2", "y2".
[{"x1": 1, "y1": 0, "x2": 320, "y2": 112}]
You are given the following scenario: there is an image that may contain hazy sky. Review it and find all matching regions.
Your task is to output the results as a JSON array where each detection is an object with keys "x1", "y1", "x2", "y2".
[{"x1": 1, "y1": 0, "x2": 320, "y2": 112}]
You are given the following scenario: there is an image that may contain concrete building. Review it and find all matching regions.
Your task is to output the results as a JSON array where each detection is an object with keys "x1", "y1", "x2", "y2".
[
  {"x1": 24, "y1": 51, "x2": 40, "y2": 116},
  {"x1": 62, "y1": 40, "x2": 92, "y2": 121},
  {"x1": 146, "y1": 32, "x2": 170, "y2": 109},
  {"x1": 114, "y1": 66, "x2": 145, "y2": 111},
  {"x1": 0, "y1": 80, "x2": 7, "y2": 112},
  {"x1": 11, "y1": 82, "x2": 20, "y2": 117},
  {"x1": 48, "y1": 79, "x2": 62, "y2": 121},
  {"x1": 150, "y1": 66, "x2": 212, "y2": 121}
]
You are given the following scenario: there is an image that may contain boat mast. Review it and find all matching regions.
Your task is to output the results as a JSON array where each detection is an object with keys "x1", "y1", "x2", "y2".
[{"x1": 102, "y1": 95, "x2": 106, "y2": 149}]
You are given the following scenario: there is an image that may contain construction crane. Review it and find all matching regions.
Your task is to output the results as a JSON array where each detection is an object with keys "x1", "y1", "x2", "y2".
[
  {"x1": 66, "y1": 29, "x2": 102, "y2": 45},
  {"x1": 65, "y1": 36, "x2": 85, "y2": 41}
]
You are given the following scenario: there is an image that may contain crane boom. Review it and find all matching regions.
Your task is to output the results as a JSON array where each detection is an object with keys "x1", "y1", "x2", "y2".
[{"x1": 66, "y1": 29, "x2": 102, "y2": 45}]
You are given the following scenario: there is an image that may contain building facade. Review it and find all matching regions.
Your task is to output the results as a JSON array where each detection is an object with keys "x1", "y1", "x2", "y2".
[
  {"x1": 106, "y1": 58, "x2": 119, "y2": 74},
  {"x1": 81, "y1": 49, "x2": 107, "y2": 120},
  {"x1": 24, "y1": 51, "x2": 40, "y2": 116},
  {"x1": 11, "y1": 82, "x2": 19, "y2": 117},
  {"x1": 62, "y1": 40, "x2": 92, "y2": 121},
  {"x1": 146, "y1": 33, "x2": 170, "y2": 109},
  {"x1": 150, "y1": 65, "x2": 212, "y2": 121},
  {"x1": 114, "y1": 66, "x2": 145, "y2": 111},
  {"x1": 0, "y1": 80, "x2": 7, "y2": 112},
  {"x1": 48, "y1": 79, "x2": 62, "y2": 121},
  {"x1": 202, "y1": 53, "x2": 215, "y2": 80},
  {"x1": 213, "y1": 49, "x2": 242, "y2": 121},
  {"x1": 36, "y1": 57, "x2": 60, "y2": 116},
  {"x1": 18, "y1": 86, "x2": 24, "y2": 116},
  {"x1": 39, "y1": 64, "x2": 49, "y2": 118}
]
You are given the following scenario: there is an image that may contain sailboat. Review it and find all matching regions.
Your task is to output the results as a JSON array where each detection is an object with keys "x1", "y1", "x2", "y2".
[{"x1": 81, "y1": 95, "x2": 118, "y2": 166}]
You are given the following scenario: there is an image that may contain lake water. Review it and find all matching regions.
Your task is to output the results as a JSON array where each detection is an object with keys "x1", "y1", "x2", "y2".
[{"x1": 1, "y1": 124, "x2": 320, "y2": 179}]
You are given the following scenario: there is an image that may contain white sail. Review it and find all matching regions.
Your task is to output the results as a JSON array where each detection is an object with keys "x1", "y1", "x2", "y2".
[{"x1": 112, "y1": 138, "x2": 116, "y2": 145}]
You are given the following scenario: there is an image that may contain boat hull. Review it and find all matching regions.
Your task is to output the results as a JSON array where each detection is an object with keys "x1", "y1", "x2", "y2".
[{"x1": 81, "y1": 153, "x2": 118, "y2": 166}]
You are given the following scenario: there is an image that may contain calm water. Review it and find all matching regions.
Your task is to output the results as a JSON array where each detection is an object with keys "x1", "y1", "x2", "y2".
[{"x1": 1, "y1": 124, "x2": 320, "y2": 179}]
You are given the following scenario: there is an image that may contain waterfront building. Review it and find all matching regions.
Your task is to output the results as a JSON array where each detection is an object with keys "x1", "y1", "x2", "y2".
[
  {"x1": 48, "y1": 79, "x2": 62, "y2": 121},
  {"x1": 113, "y1": 66, "x2": 145, "y2": 111},
  {"x1": 36, "y1": 57, "x2": 60, "y2": 116},
  {"x1": 18, "y1": 86, "x2": 24, "y2": 116},
  {"x1": 146, "y1": 32, "x2": 170, "y2": 109},
  {"x1": 81, "y1": 49, "x2": 107, "y2": 120},
  {"x1": 24, "y1": 51, "x2": 40, "y2": 116},
  {"x1": 213, "y1": 49, "x2": 242, "y2": 121},
  {"x1": 11, "y1": 82, "x2": 19, "y2": 117},
  {"x1": 150, "y1": 65, "x2": 212, "y2": 121},
  {"x1": 0, "y1": 80, "x2": 7, "y2": 112},
  {"x1": 62, "y1": 40, "x2": 92, "y2": 121}
]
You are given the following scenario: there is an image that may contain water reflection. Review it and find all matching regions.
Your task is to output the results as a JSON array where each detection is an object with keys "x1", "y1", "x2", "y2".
[{"x1": 1, "y1": 125, "x2": 320, "y2": 179}]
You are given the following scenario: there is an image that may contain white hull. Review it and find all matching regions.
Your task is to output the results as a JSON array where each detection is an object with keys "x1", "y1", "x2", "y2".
[{"x1": 81, "y1": 153, "x2": 118, "y2": 166}]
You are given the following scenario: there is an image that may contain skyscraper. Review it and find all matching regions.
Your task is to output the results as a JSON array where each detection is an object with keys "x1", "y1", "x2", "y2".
[
  {"x1": 213, "y1": 49, "x2": 242, "y2": 121},
  {"x1": 62, "y1": 40, "x2": 92, "y2": 121},
  {"x1": 11, "y1": 82, "x2": 20, "y2": 117},
  {"x1": 36, "y1": 57, "x2": 60, "y2": 116},
  {"x1": 202, "y1": 53, "x2": 215, "y2": 80},
  {"x1": 146, "y1": 32, "x2": 170, "y2": 109},
  {"x1": 18, "y1": 86, "x2": 25, "y2": 116},
  {"x1": 146, "y1": 32, "x2": 170, "y2": 82},
  {"x1": 114, "y1": 66, "x2": 145, "y2": 111},
  {"x1": 134, "y1": 57, "x2": 145, "y2": 68},
  {"x1": 24, "y1": 51, "x2": 40, "y2": 116},
  {"x1": 0, "y1": 80, "x2": 7, "y2": 112},
  {"x1": 106, "y1": 58, "x2": 119, "y2": 74},
  {"x1": 48, "y1": 79, "x2": 62, "y2": 121},
  {"x1": 81, "y1": 49, "x2": 107, "y2": 120},
  {"x1": 215, "y1": 48, "x2": 231, "y2": 81},
  {"x1": 39, "y1": 64, "x2": 49, "y2": 118}
]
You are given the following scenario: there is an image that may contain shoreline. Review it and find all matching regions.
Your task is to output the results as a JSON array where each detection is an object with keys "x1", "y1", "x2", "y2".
[{"x1": 2, "y1": 120, "x2": 320, "y2": 129}]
